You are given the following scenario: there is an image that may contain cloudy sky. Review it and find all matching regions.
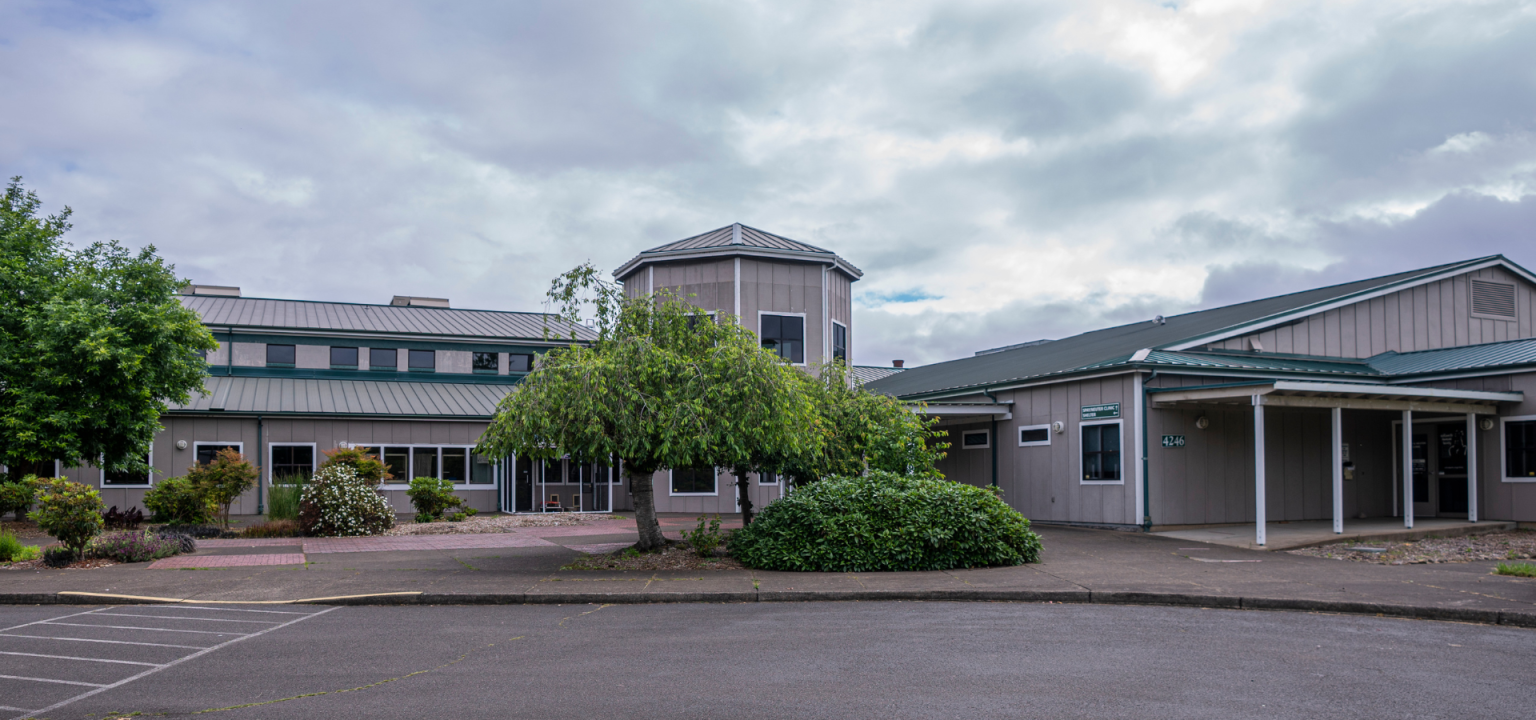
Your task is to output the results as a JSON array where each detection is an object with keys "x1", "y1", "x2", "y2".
[{"x1": 3, "y1": 0, "x2": 1534, "y2": 366}]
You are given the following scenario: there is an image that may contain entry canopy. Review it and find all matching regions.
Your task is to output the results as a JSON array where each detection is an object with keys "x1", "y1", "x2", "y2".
[
  {"x1": 1149, "y1": 380, "x2": 1522, "y2": 415},
  {"x1": 907, "y1": 401, "x2": 1014, "y2": 423}
]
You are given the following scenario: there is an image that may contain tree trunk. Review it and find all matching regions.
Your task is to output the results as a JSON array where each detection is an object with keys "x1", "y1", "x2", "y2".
[
  {"x1": 627, "y1": 466, "x2": 667, "y2": 551},
  {"x1": 735, "y1": 468, "x2": 754, "y2": 526}
]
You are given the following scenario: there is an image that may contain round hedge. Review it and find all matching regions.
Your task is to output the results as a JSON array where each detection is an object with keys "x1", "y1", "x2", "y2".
[{"x1": 729, "y1": 472, "x2": 1042, "y2": 572}]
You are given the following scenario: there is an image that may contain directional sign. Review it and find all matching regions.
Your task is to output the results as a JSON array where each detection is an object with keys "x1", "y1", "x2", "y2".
[
  {"x1": 1161, "y1": 435, "x2": 1186, "y2": 448},
  {"x1": 1081, "y1": 403, "x2": 1120, "y2": 420}
]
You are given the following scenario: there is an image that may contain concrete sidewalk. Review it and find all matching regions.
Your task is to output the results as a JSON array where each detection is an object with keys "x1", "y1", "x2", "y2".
[{"x1": 2, "y1": 523, "x2": 1533, "y2": 628}]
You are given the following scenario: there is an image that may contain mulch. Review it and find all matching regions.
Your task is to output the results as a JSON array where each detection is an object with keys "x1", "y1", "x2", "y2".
[
  {"x1": 1287, "y1": 530, "x2": 1536, "y2": 565},
  {"x1": 562, "y1": 543, "x2": 746, "y2": 571}
]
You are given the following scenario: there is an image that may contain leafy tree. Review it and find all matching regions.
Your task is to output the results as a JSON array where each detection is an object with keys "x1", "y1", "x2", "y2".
[
  {"x1": 186, "y1": 447, "x2": 259, "y2": 528},
  {"x1": 781, "y1": 361, "x2": 949, "y2": 485},
  {"x1": 28, "y1": 478, "x2": 105, "y2": 559},
  {"x1": 478, "y1": 265, "x2": 722, "y2": 551},
  {"x1": 0, "y1": 178, "x2": 217, "y2": 474},
  {"x1": 0, "y1": 475, "x2": 37, "y2": 522}
]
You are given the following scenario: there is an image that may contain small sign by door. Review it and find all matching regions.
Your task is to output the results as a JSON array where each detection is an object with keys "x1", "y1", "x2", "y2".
[
  {"x1": 1161, "y1": 435, "x2": 1186, "y2": 448},
  {"x1": 1082, "y1": 403, "x2": 1120, "y2": 420}
]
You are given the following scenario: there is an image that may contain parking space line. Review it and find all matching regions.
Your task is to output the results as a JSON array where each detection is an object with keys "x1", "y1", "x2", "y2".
[
  {"x1": 0, "y1": 650, "x2": 163, "y2": 667},
  {"x1": 12, "y1": 606, "x2": 340, "y2": 720},
  {"x1": 93, "y1": 612, "x2": 282, "y2": 624},
  {"x1": 40, "y1": 622, "x2": 257, "y2": 636},
  {"x1": 0, "y1": 673, "x2": 107, "y2": 688},
  {"x1": 0, "y1": 707, "x2": 36, "y2": 714},
  {"x1": 172, "y1": 606, "x2": 313, "y2": 615},
  {"x1": 0, "y1": 608, "x2": 106, "y2": 634},
  {"x1": 0, "y1": 634, "x2": 205, "y2": 650}
]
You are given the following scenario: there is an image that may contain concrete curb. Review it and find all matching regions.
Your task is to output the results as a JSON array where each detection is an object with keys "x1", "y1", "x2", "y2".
[{"x1": 6, "y1": 590, "x2": 1529, "y2": 628}]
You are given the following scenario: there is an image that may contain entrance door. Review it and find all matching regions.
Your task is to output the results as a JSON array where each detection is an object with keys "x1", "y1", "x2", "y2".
[
  {"x1": 1411, "y1": 433, "x2": 1433, "y2": 517},
  {"x1": 514, "y1": 457, "x2": 534, "y2": 512},
  {"x1": 1436, "y1": 425, "x2": 1469, "y2": 516}
]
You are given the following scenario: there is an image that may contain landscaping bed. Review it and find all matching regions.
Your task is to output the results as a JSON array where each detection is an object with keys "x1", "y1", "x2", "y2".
[
  {"x1": 385, "y1": 513, "x2": 622, "y2": 536},
  {"x1": 1287, "y1": 530, "x2": 1536, "y2": 565},
  {"x1": 562, "y1": 543, "x2": 744, "y2": 571}
]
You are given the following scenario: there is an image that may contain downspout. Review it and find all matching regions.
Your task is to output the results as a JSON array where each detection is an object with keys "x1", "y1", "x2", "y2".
[
  {"x1": 256, "y1": 414, "x2": 265, "y2": 516},
  {"x1": 982, "y1": 388, "x2": 998, "y2": 489},
  {"x1": 1141, "y1": 371, "x2": 1157, "y2": 531}
]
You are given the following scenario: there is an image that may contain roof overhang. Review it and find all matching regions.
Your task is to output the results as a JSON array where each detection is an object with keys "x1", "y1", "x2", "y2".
[
  {"x1": 1149, "y1": 380, "x2": 1522, "y2": 415},
  {"x1": 905, "y1": 402, "x2": 1013, "y2": 422},
  {"x1": 613, "y1": 246, "x2": 864, "y2": 281}
]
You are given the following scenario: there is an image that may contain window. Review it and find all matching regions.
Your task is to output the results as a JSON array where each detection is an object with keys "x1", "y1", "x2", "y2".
[
  {"x1": 330, "y1": 347, "x2": 359, "y2": 369},
  {"x1": 1082, "y1": 423, "x2": 1122, "y2": 482},
  {"x1": 194, "y1": 443, "x2": 243, "y2": 466},
  {"x1": 103, "y1": 452, "x2": 152, "y2": 486},
  {"x1": 8, "y1": 459, "x2": 59, "y2": 478},
  {"x1": 441, "y1": 447, "x2": 468, "y2": 483},
  {"x1": 408, "y1": 349, "x2": 435, "y2": 372},
  {"x1": 759, "y1": 470, "x2": 778, "y2": 486},
  {"x1": 369, "y1": 348, "x2": 398, "y2": 371},
  {"x1": 470, "y1": 453, "x2": 495, "y2": 485},
  {"x1": 832, "y1": 322, "x2": 847, "y2": 362},
  {"x1": 270, "y1": 444, "x2": 315, "y2": 482},
  {"x1": 381, "y1": 446, "x2": 409, "y2": 482},
  {"x1": 542, "y1": 459, "x2": 564, "y2": 484},
  {"x1": 196, "y1": 348, "x2": 207, "y2": 360},
  {"x1": 671, "y1": 466, "x2": 717, "y2": 495},
  {"x1": 760, "y1": 314, "x2": 805, "y2": 364},
  {"x1": 961, "y1": 430, "x2": 990, "y2": 449},
  {"x1": 412, "y1": 447, "x2": 438, "y2": 479},
  {"x1": 473, "y1": 352, "x2": 499, "y2": 374},
  {"x1": 1505, "y1": 418, "x2": 1536, "y2": 480},
  {"x1": 1018, "y1": 425, "x2": 1051, "y2": 447},
  {"x1": 508, "y1": 353, "x2": 533, "y2": 373},
  {"x1": 266, "y1": 344, "x2": 296, "y2": 367}
]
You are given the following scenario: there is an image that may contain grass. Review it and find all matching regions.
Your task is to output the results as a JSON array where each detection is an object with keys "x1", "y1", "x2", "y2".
[
  {"x1": 267, "y1": 475, "x2": 307, "y2": 521},
  {"x1": 0, "y1": 531, "x2": 40, "y2": 562},
  {"x1": 1494, "y1": 562, "x2": 1536, "y2": 578}
]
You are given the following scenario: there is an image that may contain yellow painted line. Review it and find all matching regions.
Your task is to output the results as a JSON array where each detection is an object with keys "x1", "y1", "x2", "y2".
[{"x1": 57, "y1": 591, "x2": 424, "y2": 605}]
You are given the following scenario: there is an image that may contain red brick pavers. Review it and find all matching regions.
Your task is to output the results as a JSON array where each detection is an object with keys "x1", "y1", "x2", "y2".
[
  {"x1": 150, "y1": 553, "x2": 306, "y2": 569},
  {"x1": 197, "y1": 517, "x2": 646, "y2": 555}
]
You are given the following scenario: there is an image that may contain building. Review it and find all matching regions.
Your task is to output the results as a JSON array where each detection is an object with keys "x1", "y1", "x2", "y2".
[{"x1": 864, "y1": 255, "x2": 1536, "y2": 542}]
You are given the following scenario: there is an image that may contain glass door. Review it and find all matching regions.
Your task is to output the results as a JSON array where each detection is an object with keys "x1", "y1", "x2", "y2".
[
  {"x1": 1411, "y1": 432, "x2": 1434, "y2": 518},
  {"x1": 1435, "y1": 424, "x2": 1469, "y2": 516}
]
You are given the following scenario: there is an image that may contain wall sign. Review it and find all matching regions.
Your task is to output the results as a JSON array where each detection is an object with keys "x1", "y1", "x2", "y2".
[
  {"x1": 1081, "y1": 403, "x2": 1120, "y2": 420},
  {"x1": 1161, "y1": 435, "x2": 1186, "y2": 448}
]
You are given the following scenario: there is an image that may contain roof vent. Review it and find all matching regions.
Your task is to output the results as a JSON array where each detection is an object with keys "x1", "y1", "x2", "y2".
[
  {"x1": 1152, "y1": 315, "x2": 1165, "y2": 325},
  {"x1": 1247, "y1": 338, "x2": 1264, "y2": 352},
  {"x1": 1471, "y1": 279, "x2": 1516, "y2": 319},
  {"x1": 179, "y1": 284, "x2": 241, "y2": 297},
  {"x1": 390, "y1": 296, "x2": 450, "y2": 308}
]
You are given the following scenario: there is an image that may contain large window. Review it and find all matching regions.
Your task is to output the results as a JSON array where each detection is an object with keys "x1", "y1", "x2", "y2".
[
  {"x1": 330, "y1": 347, "x2": 358, "y2": 369},
  {"x1": 358, "y1": 445, "x2": 492, "y2": 486},
  {"x1": 266, "y1": 344, "x2": 296, "y2": 367},
  {"x1": 1506, "y1": 419, "x2": 1536, "y2": 480},
  {"x1": 412, "y1": 447, "x2": 438, "y2": 479},
  {"x1": 471, "y1": 454, "x2": 495, "y2": 485},
  {"x1": 1081, "y1": 423, "x2": 1121, "y2": 482},
  {"x1": 508, "y1": 353, "x2": 533, "y2": 373},
  {"x1": 473, "y1": 352, "x2": 499, "y2": 374},
  {"x1": 103, "y1": 452, "x2": 152, "y2": 486},
  {"x1": 8, "y1": 459, "x2": 59, "y2": 478},
  {"x1": 408, "y1": 349, "x2": 435, "y2": 372},
  {"x1": 760, "y1": 314, "x2": 805, "y2": 364},
  {"x1": 194, "y1": 443, "x2": 243, "y2": 466},
  {"x1": 542, "y1": 459, "x2": 564, "y2": 484},
  {"x1": 671, "y1": 466, "x2": 717, "y2": 495},
  {"x1": 369, "y1": 348, "x2": 398, "y2": 371},
  {"x1": 270, "y1": 444, "x2": 315, "y2": 482},
  {"x1": 832, "y1": 322, "x2": 847, "y2": 362}
]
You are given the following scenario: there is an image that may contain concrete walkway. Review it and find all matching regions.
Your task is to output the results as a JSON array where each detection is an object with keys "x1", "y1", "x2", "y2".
[
  {"x1": 1153, "y1": 517, "x2": 1515, "y2": 550},
  {"x1": 2, "y1": 521, "x2": 1533, "y2": 629}
]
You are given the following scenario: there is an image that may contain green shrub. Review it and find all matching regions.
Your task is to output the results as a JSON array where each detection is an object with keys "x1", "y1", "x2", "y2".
[
  {"x1": 87, "y1": 531, "x2": 184, "y2": 563},
  {"x1": 187, "y1": 447, "x2": 259, "y2": 527},
  {"x1": 11, "y1": 544, "x2": 41, "y2": 562},
  {"x1": 1495, "y1": 562, "x2": 1536, "y2": 578},
  {"x1": 43, "y1": 546, "x2": 74, "y2": 568},
  {"x1": 729, "y1": 472, "x2": 1043, "y2": 572},
  {"x1": 0, "y1": 531, "x2": 26, "y2": 561},
  {"x1": 413, "y1": 511, "x2": 435, "y2": 524},
  {"x1": 681, "y1": 514, "x2": 726, "y2": 557},
  {"x1": 318, "y1": 447, "x2": 392, "y2": 485},
  {"x1": 267, "y1": 476, "x2": 306, "y2": 521},
  {"x1": 28, "y1": 479, "x2": 106, "y2": 560},
  {"x1": 144, "y1": 477, "x2": 217, "y2": 525},
  {"x1": 299, "y1": 465, "x2": 395, "y2": 537},
  {"x1": 0, "y1": 476, "x2": 38, "y2": 521},
  {"x1": 406, "y1": 476, "x2": 463, "y2": 520},
  {"x1": 449, "y1": 512, "x2": 467, "y2": 522}
]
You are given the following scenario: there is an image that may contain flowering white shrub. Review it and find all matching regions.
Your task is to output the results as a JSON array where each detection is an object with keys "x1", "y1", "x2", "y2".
[{"x1": 298, "y1": 465, "x2": 395, "y2": 537}]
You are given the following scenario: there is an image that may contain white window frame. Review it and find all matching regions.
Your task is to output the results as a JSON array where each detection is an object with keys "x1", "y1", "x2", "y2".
[
  {"x1": 757, "y1": 311, "x2": 809, "y2": 367},
  {"x1": 267, "y1": 442, "x2": 318, "y2": 485},
  {"x1": 1500, "y1": 414, "x2": 1536, "y2": 483},
  {"x1": 1018, "y1": 424, "x2": 1052, "y2": 448},
  {"x1": 1079, "y1": 419, "x2": 1126, "y2": 486},
  {"x1": 757, "y1": 469, "x2": 780, "y2": 486},
  {"x1": 193, "y1": 442, "x2": 245, "y2": 469},
  {"x1": 960, "y1": 429, "x2": 991, "y2": 450},
  {"x1": 100, "y1": 450, "x2": 153, "y2": 487},
  {"x1": 669, "y1": 466, "x2": 720, "y2": 496},
  {"x1": 374, "y1": 444, "x2": 499, "y2": 490},
  {"x1": 830, "y1": 319, "x2": 849, "y2": 363}
]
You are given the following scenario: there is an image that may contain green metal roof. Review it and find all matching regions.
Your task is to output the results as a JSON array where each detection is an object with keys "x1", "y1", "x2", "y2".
[
  {"x1": 1368, "y1": 337, "x2": 1536, "y2": 377},
  {"x1": 170, "y1": 376, "x2": 511, "y2": 418}
]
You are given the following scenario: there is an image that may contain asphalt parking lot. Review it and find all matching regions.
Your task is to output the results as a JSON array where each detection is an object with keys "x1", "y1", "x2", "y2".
[{"x1": 1, "y1": 601, "x2": 1532, "y2": 719}]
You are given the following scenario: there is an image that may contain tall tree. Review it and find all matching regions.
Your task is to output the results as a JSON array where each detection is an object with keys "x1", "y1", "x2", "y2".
[
  {"x1": 477, "y1": 265, "x2": 721, "y2": 550},
  {"x1": 781, "y1": 361, "x2": 950, "y2": 485},
  {"x1": 0, "y1": 178, "x2": 216, "y2": 474}
]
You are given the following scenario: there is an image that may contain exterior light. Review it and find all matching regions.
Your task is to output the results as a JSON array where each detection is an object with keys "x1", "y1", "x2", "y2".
[
  {"x1": 1196, "y1": 416, "x2": 1210, "y2": 430},
  {"x1": 175, "y1": 440, "x2": 188, "y2": 450}
]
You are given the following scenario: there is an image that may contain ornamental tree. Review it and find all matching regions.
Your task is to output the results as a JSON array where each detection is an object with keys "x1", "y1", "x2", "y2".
[
  {"x1": 0, "y1": 178, "x2": 217, "y2": 475},
  {"x1": 28, "y1": 478, "x2": 105, "y2": 559},
  {"x1": 781, "y1": 360, "x2": 949, "y2": 485},
  {"x1": 186, "y1": 447, "x2": 260, "y2": 528}
]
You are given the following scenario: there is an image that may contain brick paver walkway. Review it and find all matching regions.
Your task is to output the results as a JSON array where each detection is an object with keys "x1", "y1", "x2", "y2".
[
  {"x1": 198, "y1": 517, "x2": 644, "y2": 555},
  {"x1": 150, "y1": 553, "x2": 306, "y2": 569}
]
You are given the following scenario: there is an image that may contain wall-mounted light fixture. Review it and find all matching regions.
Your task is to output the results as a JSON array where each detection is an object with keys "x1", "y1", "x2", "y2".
[
  {"x1": 175, "y1": 440, "x2": 188, "y2": 450},
  {"x1": 1479, "y1": 418, "x2": 1495, "y2": 432},
  {"x1": 1052, "y1": 421, "x2": 1065, "y2": 434},
  {"x1": 1195, "y1": 416, "x2": 1210, "y2": 430}
]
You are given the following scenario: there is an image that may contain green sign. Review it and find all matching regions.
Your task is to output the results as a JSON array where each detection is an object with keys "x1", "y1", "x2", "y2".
[
  {"x1": 1081, "y1": 403, "x2": 1120, "y2": 420},
  {"x1": 1162, "y1": 435, "x2": 1186, "y2": 448}
]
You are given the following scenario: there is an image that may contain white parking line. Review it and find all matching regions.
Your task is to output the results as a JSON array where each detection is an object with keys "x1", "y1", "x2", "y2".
[
  {"x1": 0, "y1": 650, "x2": 162, "y2": 667},
  {"x1": 40, "y1": 622, "x2": 255, "y2": 636},
  {"x1": 0, "y1": 707, "x2": 36, "y2": 714},
  {"x1": 9, "y1": 606, "x2": 340, "y2": 720},
  {"x1": 0, "y1": 608, "x2": 107, "y2": 634},
  {"x1": 173, "y1": 606, "x2": 313, "y2": 615},
  {"x1": 0, "y1": 634, "x2": 205, "y2": 650},
  {"x1": 92, "y1": 612, "x2": 282, "y2": 624},
  {"x1": 0, "y1": 673, "x2": 106, "y2": 687}
]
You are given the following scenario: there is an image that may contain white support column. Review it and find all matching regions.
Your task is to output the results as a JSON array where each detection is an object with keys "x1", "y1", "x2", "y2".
[
  {"x1": 1402, "y1": 409, "x2": 1414, "y2": 529},
  {"x1": 1254, "y1": 396, "x2": 1266, "y2": 547},
  {"x1": 1467, "y1": 413, "x2": 1478, "y2": 523},
  {"x1": 1332, "y1": 406, "x2": 1344, "y2": 534}
]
